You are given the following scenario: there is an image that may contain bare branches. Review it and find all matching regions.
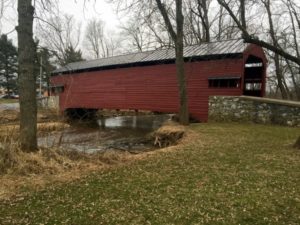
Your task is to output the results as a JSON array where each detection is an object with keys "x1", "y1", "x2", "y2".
[
  {"x1": 0, "y1": 0, "x2": 16, "y2": 34},
  {"x1": 85, "y1": 19, "x2": 105, "y2": 58},
  {"x1": 155, "y1": 0, "x2": 177, "y2": 41},
  {"x1": 216, "y1": 0, "x2": 300, "y2": 66},
  {"x1": 192, "y1": 0, "x2": 210, "y2": 42},
  {"x1": 37, "y1": 13, "x2": 82, "y2": 65},
  {"x1": 84, "y1": 18, "x2": 118, "y2": 58}
]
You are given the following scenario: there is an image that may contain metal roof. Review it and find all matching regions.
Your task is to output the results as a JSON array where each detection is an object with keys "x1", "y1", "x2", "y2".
[{"x1": 53, "y1": 39, "x2": 247, "y2": 74}]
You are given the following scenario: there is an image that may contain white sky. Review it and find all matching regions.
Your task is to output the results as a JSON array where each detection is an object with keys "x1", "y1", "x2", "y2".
[
  {"x1": 57, "y1": 1, "x2": 119, "y2": 28},
  {"x1": 1, "y1": 0, "x2": 120, "y2": 44}
]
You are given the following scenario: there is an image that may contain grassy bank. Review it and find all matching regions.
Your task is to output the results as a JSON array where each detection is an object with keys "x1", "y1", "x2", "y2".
[
  {"x1": 0, "y1": 99, "x2": 18, "y2": 104},
  {"x1": 0, "y1": 123, "x2": 299, "y2": 224}
]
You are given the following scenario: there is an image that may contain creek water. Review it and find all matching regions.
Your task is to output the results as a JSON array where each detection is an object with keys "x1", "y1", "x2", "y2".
[{"x1": 38, "y1": 114, "x2": 173, "y2": 153}]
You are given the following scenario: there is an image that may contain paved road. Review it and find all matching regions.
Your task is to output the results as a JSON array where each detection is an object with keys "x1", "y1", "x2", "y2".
[{"x1": 0, "y1": 103, "x2": 19, "y2": 111}]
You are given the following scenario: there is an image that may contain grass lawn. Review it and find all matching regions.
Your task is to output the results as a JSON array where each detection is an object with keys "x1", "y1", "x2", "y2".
[
  {"x1": 0, "y1": 98, "x2": 18, "y2": 104},
  {"x1": 0, "y1": 123, "x2": 299, "y2": 224}
]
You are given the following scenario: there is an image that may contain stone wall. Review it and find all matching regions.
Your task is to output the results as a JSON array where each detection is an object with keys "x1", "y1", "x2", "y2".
[
  {"x1": 38, "y1": 96, "x2": 59, "y2": 110},
  {"x1": 209, "y1": 96, "x2": 300, "y2": 126}
]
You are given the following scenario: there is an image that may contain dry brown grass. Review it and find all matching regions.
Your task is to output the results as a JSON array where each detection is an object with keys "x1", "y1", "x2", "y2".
[
  {"x1": 0, "y1": 111, "x2": 189, "y2": 201},
  {"x1": 0, "y1": 108, "x2": 61, "y2": 125},
  {"x1": 0, "y1": 137, "x2": 193, "y2": 201},
  {"x1": 0, "y1": 144, "x2": 137, "y2": 200},
  {"x1": 0, "y1": 110, "x2": 19, "y2": 124},
  {"x1": 0, "y1": 126, "x2": 190, "y2": 201},
  {"x1": 37, "y1": 122, "x2": 70, "y2": 133},
  {"x1": 152, "y1": 121, "x2": 186, "y2": 147},
  {"x1": 0, "y1": 122, "x2": 69, "y2": 141}
]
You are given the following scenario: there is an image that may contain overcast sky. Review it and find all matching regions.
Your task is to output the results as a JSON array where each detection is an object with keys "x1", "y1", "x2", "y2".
[
  {"x1": 1, "y1": 0, "x2": 120, "y2": 44},
  {"x1": 57, "y1": 1, "x2": 119, "y2": 29}
]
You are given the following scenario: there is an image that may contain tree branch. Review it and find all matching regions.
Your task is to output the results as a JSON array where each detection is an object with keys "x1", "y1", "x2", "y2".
[
  {"x1": 155, "y1": 0, "x2": 177, "y2": 42},
  {"x1": 216, "y1": 0, "x2": 300, "y2": 66}
]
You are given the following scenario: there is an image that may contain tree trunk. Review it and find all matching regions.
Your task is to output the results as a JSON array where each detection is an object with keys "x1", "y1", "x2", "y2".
[
  {"x1": 155, "y1": 0, "x2": 189, "y2": 125},
  {"x1": 217, "y1": 5, "x2": 224, "y2": 40},
  {"x1": 274, "y1": 53, "x2": 289, "y2": 99},
  {"x1": 5, "y1": 61, "x2": 10, "y2": 94},
  {"x1": 196, "y1": 0, "x2": 210, "y2": 42},
  {"x1": 263, "y1": 0, "x2": 289, "y2": 99},
  {"x1": 294, "y1": 136, "x2": 300, "y2": 149},
  {"x1": 175, "y1": 0, "x2": 189, "y2": 125},
  {"x1": 240, "y1": 0, "x2": 246, "y2": 30},
  {"x1": 202, "y1": 0, "x2": 210, "y2": 42},
  {"x1": 17, "y1": 0, "x2": 38, "y2": 151}
]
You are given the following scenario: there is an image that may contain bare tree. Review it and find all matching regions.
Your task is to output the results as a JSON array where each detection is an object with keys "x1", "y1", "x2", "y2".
[
  {"x1": 215, "y1": 4, "x2": 225, "y2": 40},
  {"x1": 85, "y1": 18, "x2": 112, "y2": 58},
  {"x1": 37, "y1": 13, "x2": 82, "y2": 65},
  {"x1": 114, "y1": 0, "x2": 172, "y2": 51},
  {"x1": 216, "y1": 0, "x2": 300, "y2": 66},
  {"x1": 285, "y1": 0, "x2": 300, "y2": 100},
  {"x1": 240, "y1": 0, "x2": 246, "y2": 30},
  {"x1": 143, "y1": 13, "x2": 173, "y2": 48},
  {"x1": 155, "y1": 0, "x2": 189, "y2": 125},
  {"x1": 120, "y1": 18, "x2": 152, "y2": 52},
  {"x1": 212, "y1": 3, "x2": 240, "y2": 40},
  {"x1": 191, "y1": 0, "x2": 211, "y2": 42},
  {"x1": 0, "y1": 0, "x2": 7, "y2": 25},
  {"x1": 0, "y1": 0, "x2": 15, "y2": 34},
  {"x1": 0, "y1": 1, "x2": 3, "y2": 20},
  {"x1": 85, "y1": 18, "x2": 103, "y2": 58},
  {"x1": 17, "y1": 0, "x2": 37, "y2": 151},
  {"x1": 261, "y1": 0, "x2": 289, "y2": 99}
]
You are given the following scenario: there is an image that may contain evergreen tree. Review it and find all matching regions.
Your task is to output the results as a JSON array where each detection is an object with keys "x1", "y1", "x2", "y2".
[
  {"x1": 33, "y1": 39, "x2": 56, "y2": 95},
  {"x1": 0, "y1": 34, "x2": 18, "y2": 94},
  {"x1": 61, "y1": 45, "x2": 84, "y2": 66},
  {"x1": 37, "y1": 47, "x2": 56, "y2": 95}
]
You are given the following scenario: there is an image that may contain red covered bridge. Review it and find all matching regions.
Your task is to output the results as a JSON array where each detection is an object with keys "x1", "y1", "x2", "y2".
[{"x1": 50, "y1": 39, "x2": 267, "y2": 122}]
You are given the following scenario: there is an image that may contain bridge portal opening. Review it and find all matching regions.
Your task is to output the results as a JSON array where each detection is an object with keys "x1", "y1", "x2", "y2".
[{"x1": 243, "y1": 55, "x2": 264, "y2": 97}]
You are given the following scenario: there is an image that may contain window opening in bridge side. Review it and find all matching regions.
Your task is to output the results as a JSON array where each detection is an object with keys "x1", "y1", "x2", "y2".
[
  {"x1": 50, "y1": 85, "x2": 65, "y2": 95},
  {"x1": 208, "y1": 77, "x2": 241, "y2": 88},
  {"x1": 243, "y1": 55, "x2": 264, "y2": 97}
]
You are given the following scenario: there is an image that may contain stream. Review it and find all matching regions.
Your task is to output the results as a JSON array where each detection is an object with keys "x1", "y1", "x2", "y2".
[{"x1": 38, "y1": 114, "x2": 173, "y2": 153}]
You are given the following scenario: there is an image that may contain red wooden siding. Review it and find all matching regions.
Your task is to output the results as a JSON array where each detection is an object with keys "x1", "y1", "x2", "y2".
[{"x1": 51, "y1": 44, "x2": 266, "y2": 122}]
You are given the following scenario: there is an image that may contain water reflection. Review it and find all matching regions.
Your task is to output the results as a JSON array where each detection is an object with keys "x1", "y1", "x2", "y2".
[{"x1": 97, "y1": 114, "x2": 172, "y2": 131}]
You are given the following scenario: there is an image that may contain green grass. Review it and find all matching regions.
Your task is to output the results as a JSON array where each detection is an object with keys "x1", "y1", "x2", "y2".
[
  {"x1": 0, "y1": 98, "x2": 18, "y2": 104},
  {"x1": 0, "y1": 123, "x2": 299, "y2": 225}
]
